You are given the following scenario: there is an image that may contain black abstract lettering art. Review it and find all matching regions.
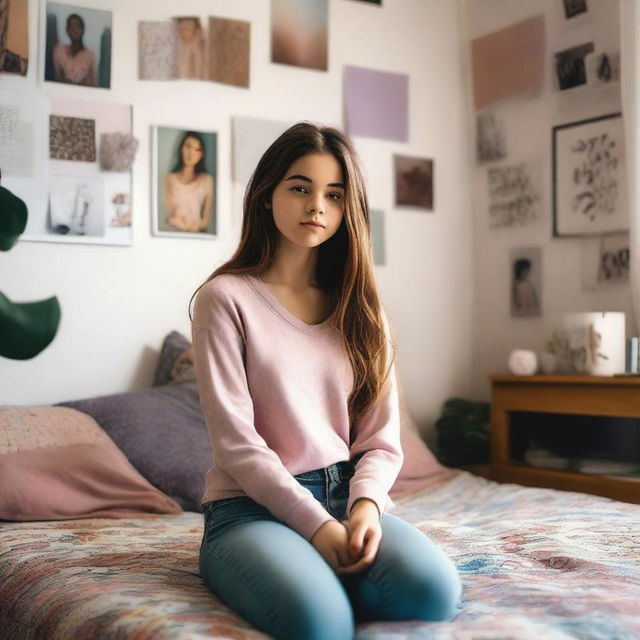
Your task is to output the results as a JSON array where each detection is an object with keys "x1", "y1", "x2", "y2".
[
  {"x1": 571, "y1": 133, "x2": 618, "y2": 221},
  {"x1": 488, "y1": 164, "x2": 539, "y2": 228}
]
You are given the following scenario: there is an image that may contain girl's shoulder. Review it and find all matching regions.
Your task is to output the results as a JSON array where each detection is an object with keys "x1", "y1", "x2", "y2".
[
  {"x1": 192, "y1": 273, "x2": 251, "y2": 329},
  {"x1": 197, "y1": 273, "x2": 249, "y2": 304},
  {"x1": 197, "y1": 172, "x2": 214, "y2": 188}
]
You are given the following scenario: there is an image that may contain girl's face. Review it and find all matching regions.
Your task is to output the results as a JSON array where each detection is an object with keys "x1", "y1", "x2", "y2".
[
  {"x1": 268, "y1": 152, "x2": 345, "y2": 250},
  {"x1": 178, "y1": 19, "x2": 198, "y2": 41},
  {"x1": 66, "y1": 16, "x2": 84, "y2": 42},
  {"x1": 181, "y1": 136, "x2": 203, "y2": 168}
]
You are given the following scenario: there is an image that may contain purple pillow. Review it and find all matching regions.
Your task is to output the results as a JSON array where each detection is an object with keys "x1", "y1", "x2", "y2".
[
  {"x1": 153, "y1": 331, "x2": 191, "y2": 386},
  {"x1": 57, "y1": 384, "x2": 211, "y2": 512}
]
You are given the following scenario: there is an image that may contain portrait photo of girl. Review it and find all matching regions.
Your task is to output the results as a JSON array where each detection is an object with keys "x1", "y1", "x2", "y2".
[
  {"x1": 175, "y1": 16, "x2": 206, "y2": 80},
  {"x1": 153, "y1": 127, "x2": 216, "y2": 237},
  {"x1": 510, "y1": 247, "x2": 542, "y2": 317},
  {"x1": 44, "y1": 2, "x2": 112, "y2": 88},
  {"x1": 190, "y1": 121, "x2": 463, "y2": 638}
]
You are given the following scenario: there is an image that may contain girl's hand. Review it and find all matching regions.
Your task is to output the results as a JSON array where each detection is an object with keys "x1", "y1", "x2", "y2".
[
  {"x1": 310, "y1": 520, "x2": 353, "y2": 571},
  {"x1": 337, "y1": 498, "x2": 382, "y2": 575}
]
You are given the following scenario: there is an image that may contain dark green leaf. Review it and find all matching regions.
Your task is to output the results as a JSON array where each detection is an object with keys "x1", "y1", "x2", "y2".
[
  {"x1": 0, "y1": 291, "x2": 61, "y2": 359},
  {"x1": 0, "y1": 186, "x2": 28, "y2": 251}
]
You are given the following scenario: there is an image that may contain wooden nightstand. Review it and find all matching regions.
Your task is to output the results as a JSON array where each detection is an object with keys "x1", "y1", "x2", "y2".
[
  {"x1": 490, "y1": 374, "x2": 640, "y2": 504},
  {"x1": 459, "y1": 464, "x2": 494, "y2": 480}
]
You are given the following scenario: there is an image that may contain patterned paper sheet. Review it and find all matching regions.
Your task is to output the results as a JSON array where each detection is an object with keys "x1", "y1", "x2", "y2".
[{"x1": 1, "y1": 470, "x2": 639, "y2": 639}]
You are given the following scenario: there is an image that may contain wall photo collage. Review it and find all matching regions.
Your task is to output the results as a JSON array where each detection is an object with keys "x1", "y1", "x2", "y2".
[
  {"x1": 470, "y1": 0, "x2": 628, "y2": 323},
  {"x1": 1, "y1": 0, "x2": 430, "y2": 258}
]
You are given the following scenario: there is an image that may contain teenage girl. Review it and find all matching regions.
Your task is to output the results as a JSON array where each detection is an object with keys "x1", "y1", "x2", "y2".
[{"x1": 190, "y1": 121, "x2": 463, "y2": 639}]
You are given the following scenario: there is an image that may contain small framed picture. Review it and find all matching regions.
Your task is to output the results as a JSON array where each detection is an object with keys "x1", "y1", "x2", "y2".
[
  {"x1": 552, "y1": 113, "x2": 628, "y2": 237},
  {"x1": 563, "y1": 0, "x2": 587, "y2": 19},
  {"x1": 554, "y1": 42, "x2": 594, "y2": 91},
  {"x1": 151, "y1": 126, "x2": 217, "y2": 238},
  {"x1": 44, "y1": 2, "x2": 112, "y2": 88},
  {"x1": 598, "y1": 233, "x2": 629, "y2": 284},
  {"x1": 394, "y1": 154, "x2": 434, "y2": 210},
  {"x1": 510, "y1": 247, "x2": 542, "y2": 318}
]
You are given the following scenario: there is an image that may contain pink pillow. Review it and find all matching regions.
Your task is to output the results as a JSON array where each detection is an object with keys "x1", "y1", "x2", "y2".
[
  {"x1": 390, "y1": 371, "x2": 459, "y2": 498},
  {"x1": 0, "y1": 406, "x2": 183, "y2": 521}
]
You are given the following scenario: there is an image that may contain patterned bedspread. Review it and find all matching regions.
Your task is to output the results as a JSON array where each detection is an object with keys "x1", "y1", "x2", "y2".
[{"x1": 1, "y1": 470, "x2": 639, "y2": 640}]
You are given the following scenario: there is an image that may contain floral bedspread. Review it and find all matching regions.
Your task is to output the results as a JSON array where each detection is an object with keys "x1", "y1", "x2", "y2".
[{"x1": 1, "y1": 470, "x2": 639, "y2": 640}]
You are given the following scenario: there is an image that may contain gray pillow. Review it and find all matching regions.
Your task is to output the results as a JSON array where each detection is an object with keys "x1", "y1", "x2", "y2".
[
  {"x1": 57, "y1": 384, "x2": 211, "y2": 513},
  {"x1": 153, "y1": 331, "x2": 191, "y2": 386}
]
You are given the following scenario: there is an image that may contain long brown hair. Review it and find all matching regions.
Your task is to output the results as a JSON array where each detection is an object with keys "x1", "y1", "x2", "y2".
[{"x1": 189, "y1": 121, "x2": 397, "y2": 431}]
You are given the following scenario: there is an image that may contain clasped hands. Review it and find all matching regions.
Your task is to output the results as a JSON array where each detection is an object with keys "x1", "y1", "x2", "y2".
[{"x1": 310, "y1": 498, "x2": 382, "y2": 575}]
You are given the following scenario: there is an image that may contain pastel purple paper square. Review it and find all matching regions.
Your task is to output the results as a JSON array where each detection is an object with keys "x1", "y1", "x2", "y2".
[{"x1": 344, "y1": 65, "x2": 409, "y2": 142}]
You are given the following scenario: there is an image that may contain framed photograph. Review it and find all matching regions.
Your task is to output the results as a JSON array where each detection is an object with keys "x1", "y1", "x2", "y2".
[
  {"x1": 598, "y1": 233, "x2": 629, "y2": 284},
  {"x1": 510, "y1": 247, "x2": 542, "y2": 318},
  {"x1": 271, "y1": 0, "x2": 328, "y2": 71},
  {"x1": 554, "y1": 42, "x2": 594, "y2": 91},
  {"x1": 394, "y1": 154, "x2": 433, "y2": 210},
  {"x1": 1, "y1": 0, "x2": 28, "y2": 76},
  {"x1": 552, "y1": 113, "x2": 628, "y2": 237},
  {"x1": 563, "y1": 0, "x2": 587, "y2": 19},
  {"x1": 44, "y1": 2, "x2": 112, "y2": 88},
  {"x1": 152, "y1": 126, "x2": 217, "y2": 238},
  {"x1": 176, "y1": 17, "x2": 206, "y2": 80}
]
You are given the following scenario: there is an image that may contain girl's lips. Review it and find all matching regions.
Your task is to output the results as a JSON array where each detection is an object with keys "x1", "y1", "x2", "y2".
[{"x1": 302, "y1": 222, "x2": 324, "y2": 228}]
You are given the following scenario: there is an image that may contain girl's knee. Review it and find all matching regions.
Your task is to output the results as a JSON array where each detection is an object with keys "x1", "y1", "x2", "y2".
[
  {"x1": 199, "y1": 521, "x2": 355, "y2": 639},
  {"x1": 403, "y1": 561, "x2": 463, "y2": 622},
  {"x1": 377, "y1": 516, "x2": 463, "y2": 622},
  {"x1": 279, "y1": 594, "x2": 354, "y2": 640}
]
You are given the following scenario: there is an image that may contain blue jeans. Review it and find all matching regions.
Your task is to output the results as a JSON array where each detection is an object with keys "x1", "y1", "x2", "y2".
[{"x1": 199, "y1": 460, "x2": 463, "y2": 640}]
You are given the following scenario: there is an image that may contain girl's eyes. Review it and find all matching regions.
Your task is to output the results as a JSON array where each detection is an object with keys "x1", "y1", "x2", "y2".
[{"x1": 290, "y1": 186, "x2": 343, "y2": 200}]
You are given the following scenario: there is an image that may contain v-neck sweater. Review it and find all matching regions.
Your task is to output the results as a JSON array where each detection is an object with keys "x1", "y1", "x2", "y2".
[{"x1": 191, "y1": 272, "x2": 403, "y2": 541}]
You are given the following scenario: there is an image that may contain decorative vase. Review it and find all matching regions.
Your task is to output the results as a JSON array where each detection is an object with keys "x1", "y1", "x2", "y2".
[
  {"x1": 508, "y1": 349, "x2": 538, "y2": 375},
  {"x1": 539, "y1": 351, "x2": 558, "y2": 374}
]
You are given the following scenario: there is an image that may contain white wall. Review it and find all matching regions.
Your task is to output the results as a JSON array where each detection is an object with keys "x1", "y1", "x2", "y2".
[
  {"x1": 462, "y1": 0, "x2": 632, "y2": 400},
  {"x1": 1, "y1": 0, "x2": 472, "y2": 444}
]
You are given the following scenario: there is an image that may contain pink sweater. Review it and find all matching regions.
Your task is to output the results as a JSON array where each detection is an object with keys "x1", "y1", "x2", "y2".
[{"x1": 191, "y1": 273, "x2": 403, "y2": 541}]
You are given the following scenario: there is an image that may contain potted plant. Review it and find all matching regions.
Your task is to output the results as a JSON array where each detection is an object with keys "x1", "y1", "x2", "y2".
[{"x1": 435, "y1": 397, "x2": 490, "y2": 467}]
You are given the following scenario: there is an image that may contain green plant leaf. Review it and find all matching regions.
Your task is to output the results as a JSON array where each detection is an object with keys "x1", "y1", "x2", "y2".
[
  {"x1": 0, "y1": 291, "x2": 61, "y2": 359},
  {"x1": 435, "y1": 397, "x2": 491, "y2": 465},
  {"x1": 0, "y1": 186, "x2": 28, "y2": 251}
]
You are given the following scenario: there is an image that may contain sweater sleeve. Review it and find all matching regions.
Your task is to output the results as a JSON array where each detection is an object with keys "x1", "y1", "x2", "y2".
[
  {"x1": 347, "y1": 306, "x2": 404, "y2": 518},
  {"x1": 191, "y1": 282, "x2": 336, "y2": 541}
]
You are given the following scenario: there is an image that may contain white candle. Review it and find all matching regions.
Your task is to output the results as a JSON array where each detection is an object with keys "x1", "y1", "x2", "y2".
[{"x1": 563, "y1": 312, "x2": 626, "y2": 376}]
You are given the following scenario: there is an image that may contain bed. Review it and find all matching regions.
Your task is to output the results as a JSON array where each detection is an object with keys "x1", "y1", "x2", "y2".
[
  {"x1": 2, "y1": 333, "x2": 639, "y2": 639},
  {"x1": 2, "y1": 471, "x2": 640, "y2": 639}
]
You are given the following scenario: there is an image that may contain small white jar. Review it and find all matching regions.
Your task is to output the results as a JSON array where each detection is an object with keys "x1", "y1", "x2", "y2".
[{"x1": 508, "y1": 349, "x2": 538, "y2": 375}]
